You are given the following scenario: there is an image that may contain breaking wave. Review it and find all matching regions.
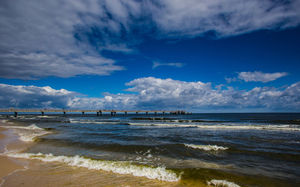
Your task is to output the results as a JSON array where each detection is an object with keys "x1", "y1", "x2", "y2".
[
  {"x1": 36, "y1": 115, "x2": 56, "y2": 119},
  {"x1": 184, "y1": 144, "x2": 228, "y2": 151},
  {"x1": 207, "y1": 179, "x2": 240, "y2": 187},
  {"x1": 128, "y1": 123, "x2": 198, "y2": 128},
  {"x1": 6, "y1": 152, "x2": 180, "y2": 182},
  {"x1": 0, "y1": 119, "x2": 8, "y2": 123},
  {"x1": 195, "y1": 124, "x2": 300, "y2": 131},
  {"x1": 128, "y1": 122, "x2": 300, "y2": 131},
  {"x1": 1, "y1": 124, "x2": 50, "y2": 142},
  {"x1": 69, "y1": 119, "x2": 121, "y2": 125}
]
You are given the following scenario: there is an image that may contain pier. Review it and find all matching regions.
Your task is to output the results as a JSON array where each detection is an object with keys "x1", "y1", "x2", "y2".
[{"x1": 0, "y1": 108, "x2": 187, "y2": 117}]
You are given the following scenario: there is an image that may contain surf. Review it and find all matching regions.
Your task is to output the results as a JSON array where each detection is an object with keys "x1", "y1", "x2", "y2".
[{"x1": 6, "y1": 152, "x2": 181, "y2": 182}]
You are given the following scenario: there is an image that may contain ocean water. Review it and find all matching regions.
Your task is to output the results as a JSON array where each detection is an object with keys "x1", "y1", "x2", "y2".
[{"x1": 1, "y1": 113, "x2": 300, "y2": 186}]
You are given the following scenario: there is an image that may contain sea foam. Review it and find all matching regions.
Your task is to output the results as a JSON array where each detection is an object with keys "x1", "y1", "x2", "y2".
[
  {"x1": 184, "y1": 144, "x2": 228, "y2": 151},
  {"x1": 6, "y1": 152, "x2": 180, "y2": 182},
  {"x1": 207, "y1": 179, "x2": 240, "y2": 187},
  {"x1": 1, "y1": 124, "x2": 49, "y2": 142},
  {"x1": 128, "y1": 122, "x2": 300, "y2": 131},
  {"x1": 195, "y1": 124, "x2": 300, "y2": 131},
  {"x1": 70, "y1": 119, "x2": 121, "y2": 125},
  {"x1": 128, "y1": 123, "x2": 198, "y2": 128}
]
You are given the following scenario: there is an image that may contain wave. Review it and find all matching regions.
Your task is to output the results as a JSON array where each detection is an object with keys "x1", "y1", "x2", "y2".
[
  {"x1": 0, "y1": 119, "x2": 8, "y2": 123},
  {"x1": 6, "y1": 152, "x2": 180, "y2": 182},
  {"x1": 195, "y1": 124, "x2": 300, "y2": 131},
  {"x1": 130, "y1": 118, "x2": 229, "y2": 123},
  {"x1": 128, "y1": 123, "x2": 198, "y2": 128},
  {"x1": 184, "y1": 144, "x2": 228, "y2": 151},
  {"x1": 207, "y1": 179, "x2": 240, "y2": 187},
  {"x1": 131, "y1": 117, "x2": 176, "y2": 121},
  {"x1": 69, "y1": 119, "x2": 122, "y2": 125},
  {"x1": 36, "y1": 115, "x2": 56, "y2": 119},
  {"x1": 6, "y1": 124, "x2": 44, "y2": 130},
  {"x1": 1, "y1": 124, "x2": 50, "y2": 142},
  {"x1": 128, "y1": 122, "x2": 300, "y2": 131}
]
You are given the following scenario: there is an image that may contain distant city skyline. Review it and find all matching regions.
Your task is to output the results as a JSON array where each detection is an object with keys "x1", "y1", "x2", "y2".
[{"x1": 0, "y1": 0, "x2": 300, "y2": 112}]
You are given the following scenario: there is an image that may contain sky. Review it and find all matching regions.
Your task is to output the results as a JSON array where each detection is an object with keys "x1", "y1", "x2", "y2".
[{"x1": 0, "y1": 0, "x2": 300, "y2": 112}]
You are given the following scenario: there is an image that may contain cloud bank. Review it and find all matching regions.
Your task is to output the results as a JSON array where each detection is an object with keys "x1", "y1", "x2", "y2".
[
  {"x1": 1, "y1": 0, "x2": 300, "y2": 79},
  {"x1": 1, "y1": 77, "x2": 300, "y2": 111}
]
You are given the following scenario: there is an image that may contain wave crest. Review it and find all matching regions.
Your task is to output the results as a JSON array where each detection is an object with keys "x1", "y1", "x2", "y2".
[
  {"x1": 1, "y1": 124, "x2": 49, "y2": 142},
  {"x1": 6, "y1": 152, "x2": 180, "y2": 182},
  {"x1": 69, "y1": 119, "x2": 121, "y2": 125},
  {"x1": 207, "y1": 179, "x2": 240, "y2": 187},
  {"x1": 184, "y1": 144, "x2": 228, "y2": 151},
  {"x1": 128, "y1": 122, "x2": 300, "y2": 131},
  {"x1": 128, "y1": 123, "x2": 198, "y2": 128}
]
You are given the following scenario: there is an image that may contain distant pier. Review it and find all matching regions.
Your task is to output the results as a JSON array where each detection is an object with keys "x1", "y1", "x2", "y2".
[{"x1": 0, "y1": 108, "x2": 188, "y2": 117}]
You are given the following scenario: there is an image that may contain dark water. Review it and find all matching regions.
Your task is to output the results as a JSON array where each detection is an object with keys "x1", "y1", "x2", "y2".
[{"x1": 2, "y1": 113, "x2": 300, "y2": 186}]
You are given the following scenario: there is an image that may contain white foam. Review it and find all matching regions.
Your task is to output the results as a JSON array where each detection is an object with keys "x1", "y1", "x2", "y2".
[
  {"x1": 70, "y1": 119, "x2": 121, "y2": 125},
  {"x1": 37, "y1": 115, "x2": 55, "y2": 118},
  {"x1": 128, "y1": 123, "x2": 198, "y2": 128},
  {"x1": 1, "y1": 124, "x2": 49, "y2": 142},
  {"x1": 1, "y1": 124, "x2": 43, "y2": 130},
  {"x1": 0, "y1": 119, "x2": 8, "y2": 124},
  {"x1": 195, "y1": 124, "x2": 300, "y2": 131},
  {"x1": 184, "y1": 144, "x2": 228, "y2": 151},
  {"x1": 129, "y1": 122, "x2": 300, "y2": 131},
  {"x1": 6, "y1": 152, "x2": 180, "y2": 182},
  {"x1": 207, "y1": 179, "x2": 240, "y2": 187}
]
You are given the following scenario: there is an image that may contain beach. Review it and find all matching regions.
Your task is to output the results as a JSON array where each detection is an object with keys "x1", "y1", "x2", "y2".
[
  {"x1": 0, "y1": 128, "x2": 24, "y2": 186},
  {"x1": 0, "y1": 124, "x2": 181, "y2": 187},
  {"x1": 1, "y1": 113, "x2": 300, "y2": 187}
]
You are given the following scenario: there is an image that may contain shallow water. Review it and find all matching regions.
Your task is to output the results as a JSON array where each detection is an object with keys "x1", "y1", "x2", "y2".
[{"x1": 1, "y1": 113, "x2": 300, "y2": 186}]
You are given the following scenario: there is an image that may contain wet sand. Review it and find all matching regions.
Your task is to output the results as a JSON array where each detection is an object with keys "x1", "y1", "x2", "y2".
[
  {"x1": 0, "y1": 127, "x2": 24, "y2": 186},
  {"x1": 0, "y1": 125, "x2": 193, "y2": 187}
]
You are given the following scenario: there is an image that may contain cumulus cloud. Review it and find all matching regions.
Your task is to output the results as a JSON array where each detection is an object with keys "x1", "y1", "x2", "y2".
[
  {"x1": 152, "y1": 62, "x2": 185, "y2": 69},
  {"x1": 0, "y1": 84, "x2": 76, "y2": 108},
  {"x1": 122, "y1": 77, "x2": 300, "y2": 110},
  {"x1": 1, "y1": 0, "x2": 300, "y2": 79},
  {"x1": 1, "y1": 78, "x2": 300, "y2": 111},
  {"x1": 238, "y1": 71, "x2": 288, "y2": 82}
]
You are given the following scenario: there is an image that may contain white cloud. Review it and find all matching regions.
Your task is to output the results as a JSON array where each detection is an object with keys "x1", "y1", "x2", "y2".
[
  {"x1": 152, "y1": 62, "x2": 184, "y2": 69},
  {"x1": 149, "y1": 0, "x2": 300, "y2": 37},
  {"x1": 0, "y1": 84, "x2": 76, "y2": 108},
  {"x1": 1, "y1": 78, "x2": 300, "y2": 111},
  {"x1": 238, "y1": 71, "x2": 288, "y2": 82},
  {"x1": 1, "y1": 0, "x2": 300, "y2": 79}
]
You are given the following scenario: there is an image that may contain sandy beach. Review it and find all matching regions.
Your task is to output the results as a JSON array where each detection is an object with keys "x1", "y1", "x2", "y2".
[
  {"x1": 0, "y1": 124, "x2": 184, "y2": 187},
  {"x1": 0, "y1": 127, "x2": 24, "y2": 186}
]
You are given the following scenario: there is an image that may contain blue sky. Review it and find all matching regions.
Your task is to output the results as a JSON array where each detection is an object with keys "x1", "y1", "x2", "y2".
[{"x1": 0, "y1": 0, "x2": 300, "y2": 112}]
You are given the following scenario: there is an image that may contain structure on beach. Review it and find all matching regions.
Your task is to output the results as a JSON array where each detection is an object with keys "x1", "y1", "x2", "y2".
[{"x1": 0, "y1": 108, "x2": 188, "y2": 117}]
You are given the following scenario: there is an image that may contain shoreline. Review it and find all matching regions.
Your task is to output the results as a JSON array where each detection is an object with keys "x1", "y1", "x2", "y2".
[
  {"x1": 1, "y1": 115, "x2": 299, "y2": 186},
  {"x1": 0, "y1": 123, "x2": 185, "y2": 187},
  {"x1": 0, "y1": 127, "x2": 26, "y2": 186}
]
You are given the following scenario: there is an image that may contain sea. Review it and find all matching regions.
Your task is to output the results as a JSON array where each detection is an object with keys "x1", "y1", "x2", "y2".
[{"x1": 1, "y1": 113, "x2": 300, "y2": 187}]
